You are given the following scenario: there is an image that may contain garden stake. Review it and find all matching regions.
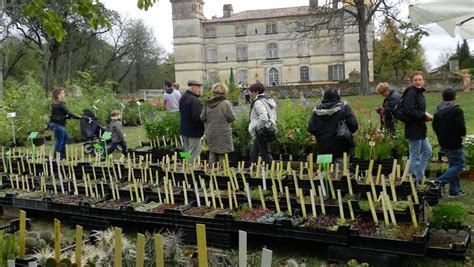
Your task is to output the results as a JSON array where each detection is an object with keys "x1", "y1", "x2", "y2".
[
  {"x1": 261, "y1": 165, "x2": 267, "y2": 190},
  {"x1": 171, "y1": 172, "x2": 177, "y2": 187},
  {"x1": 183, "y1": 182, "x2": 189, "y2": 205},
  {"x1": 155, "y1": 234, "x2": 164, "y2": 267},
  {"x1": 397, "y1": 164, "x2": 401, "y2": 178},
  {"x1": 299, "y1": 161, "x2": 304, "y2": 181},
  {"x1": 318, "y1": 171, "x2": 327, "y2": 197},
  {"x1": 334, "y1": 163, "x2": 339, "y2": 180},
  {"x1": 200, "y1": 178, "x2": 210, "y2": 207},
  {"x1": 388, "y1": 174, "x2": 397, "y2": 202},
  {"x1": 51, "y1": 174, "x2": 58, "y2": 195},
  {"x1": 239, "y1": 230, "x2": 247, "y2": 267},
  {"x1": 14, "y1": 174, "x2": 19, "y2": 190},
  {"x1": 369, "y1": 173, "x2": 377, "y2": 203},
  {"x1": 110, "y1": 174, "x2": 116, "y2": 200},
  {"x1": 401, "y1": 159, "x2": 410, "y2": 182},
  {"x1": 384, "y1": 193, "x2": 397, "y2": 225},
  {"x1": 194, "y1": 181, "x2": 201, "y2": 207},
  {"x1": 366, "y1": 192, "x2": 379, "y2": 225},
  {"x1": 88, "y1": 175, "x2": 95, "y2": 198},
  {"x1": 299, "y1": 188, "x2": 307, "y2": 219},
  {"x1": 272, "y1": 185, "x2": 280, "y2": 213},
  {"x1": 318, "y1": 186, "x2": 326, "y2": 215},
  {"x1": 391, "y1": 159, "x2": 398, "y2": 178},
  {"x1": 21, "y1": 175, "x2": 25, "y2": 190},
  {"x1": 54, "y1": 219, "x2": 61, "y2": 262},
  {"x1": 228, "y1": 182, "x2": 233, "y2": 209},
  {"x1": 291, "y1": 171, "x2": 300, "y2": 197},
  {"x1": 75, "y1": 225, "x2": 83, "y2": 266},
  {"x1": 134, "y1": 179, "x2": 141, "y2": 203},
  {"x1": 365, "y1": 160, "x2": 374, "y2": 184},
  {"x1": 375, "y1": 165, "x2": 382, "y2": 185},
  {"x1": 261, "y1": 248, "x2": 273, "y2": 267},
  {"x1": 337, "y1": 189, "x2": 345, "y2": 220},
  {"x1": 8, "y1": 174, "x2": 14, "y2": 190},
  {"x1": 256, "y1": 156, "x2": 262, "y2": 177},
  {"x1": 285, "y1": 186, "x2": 292, "y2": 216},
  {"x1": 381, "y1": 174, "x2": 388, "y2": 199},
  {"x1": 169, "y1": 179, "x2": 175, "y2": 204},
  {"x1": 19, "y1": 210, "x2": 26, "y2": 257},
  {"x1": 409, "y1": 175, "x2": 419, "y2": 204},
  {"x1": 328, "y1": 173, "x2": 336, "y2": 200},
  {"x1": 343, "y1": 152, "x2": 348, "y2": 177},
  {"x1": 196, "y1": 224, "x2": 208, "y2": 267},
  {"x1": 249, "y1": 163, "x2": 254, "y2": 177},
  {"x1": 245, "y1": 182, "x2": 253, "y2": 209},
  {"x1": 25, "y1": 176, "x2": 30, "y2": 192},
  {"x1": 257, "y1": 185, "x2": 267, "y2": 210},
  {"x1": 30, "y1": 175, "x2": 35, "y2": 190},
  {"x1": 100, "y1": 182, "x2": 105, "y2": 198},
  {"x1": 381, "y1": 192, "x2": 390, "y2": 225},
  {"x1": 407, "y1": 195, "x2": 418, "y2": 228},
  {"x1": 348, "y1": 199, "x2": 355, "y2": 220},
  {"x1": 240, "y1": 171, "x2": 247, "y2": 188},
  {"x1": 136, "y1": 233, "x2": 145, "y2": 267},
  {"x1": 157, "y1": 186, "x2": 162, "y2": 203},
  {"x1": 114, "y1": 227, "x2": 122, "y2": 267},
  {"x1": 310, "y1": 189, "x2": 317, "y2": 218},
  {"x1": 210, "y1": 181, "x2": 217, "y2": 209},
  {"x1": 233, "y1": 189, "x2": 238, "y2": 207},
  {"x1": 116, "y1": 183, "x2": 121, "y2": 200}
]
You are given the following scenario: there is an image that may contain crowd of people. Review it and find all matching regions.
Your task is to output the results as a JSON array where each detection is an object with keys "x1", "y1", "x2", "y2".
[{"x1": 47, "y1": 71, "x2": 468, "y2": 198}]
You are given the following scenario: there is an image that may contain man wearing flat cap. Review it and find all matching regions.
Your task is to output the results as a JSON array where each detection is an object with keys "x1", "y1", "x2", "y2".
[{"x1": 179, "y1": 80, "x2": 205, "y2": 162}]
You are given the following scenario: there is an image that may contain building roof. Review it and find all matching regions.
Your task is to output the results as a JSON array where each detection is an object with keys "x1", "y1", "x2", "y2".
[{"x1": 203, "y1": 6, "x2": 311, "y2": 23}]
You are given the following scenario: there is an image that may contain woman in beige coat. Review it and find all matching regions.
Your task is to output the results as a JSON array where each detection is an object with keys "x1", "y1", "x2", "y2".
[{"x1": 200, "y1": 83, "x2": 236, "y2": 164}]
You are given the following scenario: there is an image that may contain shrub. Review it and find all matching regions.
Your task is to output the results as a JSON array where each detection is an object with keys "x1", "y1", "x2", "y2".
[
  {"x1": 0, "y1": 75, "x2": 49, "y2": 146},
  {"x1": 430, "y1": 202, "x2": 468, "y2": 229},
  {"x1": 143, "y1": 112, "x2": 180, "y2": 141},
  {"x1": 232, "y1": 114, "x2": 251, "y2": 156},
  {"x1": 353, "y1": 121, "x2": 393, "y2": 160}
]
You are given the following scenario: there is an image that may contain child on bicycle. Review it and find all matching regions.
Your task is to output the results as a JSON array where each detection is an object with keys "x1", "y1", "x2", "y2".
[{"x1": 107, "y1": 110, "x2": 127, "y2": 156}]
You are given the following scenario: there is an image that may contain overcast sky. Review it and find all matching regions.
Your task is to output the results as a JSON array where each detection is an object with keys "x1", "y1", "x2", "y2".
[{"x1": 101, "y1": 0, "x2": 473, "y2": 69}]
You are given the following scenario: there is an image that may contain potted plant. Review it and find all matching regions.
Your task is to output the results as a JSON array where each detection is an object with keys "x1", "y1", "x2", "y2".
[{"x1": 461, "y1": 135, "x2": 474, "y2": 180}]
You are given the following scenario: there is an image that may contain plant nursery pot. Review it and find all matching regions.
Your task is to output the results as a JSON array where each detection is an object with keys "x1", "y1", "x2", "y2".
[
  {"x1": 426, "y1": 225, "x2": 472, "y2": 260},
  {"x1": 32, "y1": 136, "x2": 45, "y2": 146}
]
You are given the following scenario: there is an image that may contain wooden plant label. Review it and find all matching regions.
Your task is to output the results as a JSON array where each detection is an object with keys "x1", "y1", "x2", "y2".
[
  {"x1": 318, "y1": 186, "x2": 326, "y2": 215},
  {"x1": 381, "y1": 193, "x2": 390, "y2": 225},
  {"x1": 407, "y1": 196, "x2": 418, "y2": 228},
  {"x1": 369, "y1": 174, "x2": 377, "y2": 203},
  {"x1": 272, "y1": 185, "x2": 280, "y2": 213},
  {"x1": 245, "y1": 183, "x2": 253, "y2": 209},
  {"x1": 348, "y1": 200, "x2": 355, "y2": 220},
  {"x1": 384, "y1": 193, "x2": 397, "y2": 226},
  {"x1": 347, "y1": 173, "x2": 353, "y2": 196},
  {"x1": 239, "y1": 230, "x2": 247, "y2": 267},
  {"x1": 19, "y1": 210, "x2": 26, "y2": 257},
  {"x1": 375, "y1": 165, "x2": 382, "y2": 185},
  {"x1": 155, "y1": 234, "x2": 164, "y2": 267},
  {"x1": 210, "y1": 181, "x2": 217, "y2": 209},
  {"x1": 54, "y1": 219, "x2": 61, "y2": 262},
  {"x1": 114, "y1": 227, "x2": 122, "y2": 267},
  {"x1": 183, "y1": 183, "x2": 189, "y2": 206},
  {"x1": 343, "y1": 152, "x2": 348, "y2": 178},
  {"x1": 75, "y1": 225, "x2": 83, "y2": 266},
  {"x1": 194, "y1": 182, "x2": 201, "y2": 207},
  {"x1": 200, "y1": 179, "x2": 209, "y2": 207},
  {"x1": 390, "y1": 175, "x2": 397, "y2": 202},
  {"x1": 310, "y1": 189, "x2": 317, "y2": 218},
  {"x1": 260, "y1": 248, "x2": 273, "y2": 267},
  {"x1": 168, "y1": 180, "x2": 174, "y2": 204},
  {"x1": 285, "y1": 186, "x2": 292, "y2": 216},
  {"x1": 337, "y1": 189, "x2": 345, "y2": 220},
  {"x1": 299, "y1": 189, "x2": 307, "y2": 219},
  {"x1": 292, "y1": 171, "x2": 300, "y2": 198},
  {"x1": 228, "y1": 182, "x2": 233, "y2": 210},
  {"x1": 256, "y1": 157, "x2": 262, "y2": 177},
  {"x1": 401, "y1": 159, "x2": 410, "y2": 181},
  {"x1": 136, "y1": 233, "x2": 145, "y2": 267},
  {"x1": 409, "y1": 175, "x2": 419, "y2": 204},
  {"x1": 366, "y1": 192, "x2": 379, "y2": 225},
  {"x1": 318, "y1": 172, "x2": 327, "y2": 197},
  {"x1": 328, "y1": 174, "x2": 336, "y2": 200},
  {"x1": 196, "y1": 224, "x2": 208, "y2": 267}
]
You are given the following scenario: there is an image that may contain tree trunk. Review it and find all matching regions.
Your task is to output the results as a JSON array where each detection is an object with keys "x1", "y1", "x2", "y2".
[{"x1": 356, "y1": 3, "x2": 370, "y2": 95}]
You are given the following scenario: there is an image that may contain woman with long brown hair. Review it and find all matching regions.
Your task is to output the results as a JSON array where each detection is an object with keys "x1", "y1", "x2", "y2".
[{"x1": 49, "y1": 88, "x2": 80, "y2": 160}]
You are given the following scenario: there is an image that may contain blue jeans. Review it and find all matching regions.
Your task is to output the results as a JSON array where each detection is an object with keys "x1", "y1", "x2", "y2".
[
  {"x1": 107, "y1": 141, "x2": 127, "y2": 156},
  {"x1": 49, "y1": 122, "x2": 68, "y2": 159},
  {"x1": 437, "y1": 148, "x2": 464, "y2": 195},
  {"x1": 408, "y1": 138, "x2": 432, "y2": 182}
]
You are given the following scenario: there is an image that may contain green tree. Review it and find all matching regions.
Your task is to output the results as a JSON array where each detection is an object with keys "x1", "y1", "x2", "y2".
[
  {"x1": 458, "y1": 39, "x2": 471, "y2": 65},
  {"x1": 374, "y1": 19, "x2": 427, "y2": 80}
]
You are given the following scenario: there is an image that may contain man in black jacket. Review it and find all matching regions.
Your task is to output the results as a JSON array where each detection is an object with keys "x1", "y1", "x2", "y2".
[
  {"x1": 403, "y1": 71, "x2": 432, "y2": 183},
  {"x1": 433, "y1": 88, "x2": 466, "y2": 197},
  {"x1": 179, "y1": 80, "x2": 205, "y2": 162},
  {"x1": 308, "y1": 89, "x2": 358, "y2": 165},
  {"x1": 376, "y1": 82, "x2": 400, "y2": 134}
]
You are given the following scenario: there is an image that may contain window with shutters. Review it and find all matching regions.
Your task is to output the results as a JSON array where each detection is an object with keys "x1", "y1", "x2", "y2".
[
  {"x1": 206, "y1": 47, "x2": 217, "y2": 63},
  {"x1": 238, "y1": 70, "x2": 248, "y2": 84},
  {"x1": 300, "y1": 66, "x2": 310, "y2": 82},
  {"x1": 328, "y1": 64, "x2": 345, "y2": 81},
  {"x1": 267, "y1": 43, "x2": 278, "y2": 59},
  {"x1": 236, "y1": 45, "x2": 248, "y2": 61},
  {"x1": 235, "y1": 25, "x2": 247, "y2": 36},
  {"x1": 204, "y1": 27, "x2": 216, "y2": 38},
  {"x1": 298, "y1": 41, "x2": 309, "y2": 57},
  {"x1": 268, "y1": 68, "x2": 279, "y2": 85},
  {"x1": 266, "y1": 23, "x2": 277, "y2": 34}
]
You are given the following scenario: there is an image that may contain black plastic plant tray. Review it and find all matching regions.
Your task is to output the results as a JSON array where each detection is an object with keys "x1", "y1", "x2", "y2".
[
  {"x1": 279, "y1": 225, "x2": 350, "y2": 245},
  {"x1": 349, "y1": 224, "x2": 429, "y2": 256},
  {"x1": 12, "y1": 196, "x2": 51, "y2": 211},
  {"x1": 49, "y1": 201, "x2": 90, "y2": 216},
  {"x1": 426, "y1": 225, "x2": 471, "y2": 261},
  {"x1": 126, "y1": 209, "x2": 176, "y2": 226}
]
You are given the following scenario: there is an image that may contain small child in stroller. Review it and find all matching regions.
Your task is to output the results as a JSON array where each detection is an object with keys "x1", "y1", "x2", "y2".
[{"x1": 80, "y1": 109, "x2": 108, "y2": 155}]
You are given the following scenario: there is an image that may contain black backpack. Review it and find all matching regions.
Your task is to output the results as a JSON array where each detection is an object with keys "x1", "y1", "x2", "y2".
[{"x1": 393, "y1": 91, "x2": 414, "y2": 123}]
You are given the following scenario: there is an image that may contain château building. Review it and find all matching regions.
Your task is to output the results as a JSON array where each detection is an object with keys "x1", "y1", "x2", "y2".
[{"x1": 170, "y1": 0, "x2": 374, "y2": 87}]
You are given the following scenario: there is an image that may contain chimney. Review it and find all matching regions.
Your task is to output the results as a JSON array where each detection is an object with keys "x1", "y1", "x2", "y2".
[
  {"x1": 309, "y1": 0, "x2": 318, "y2": 8},
  {"x1": 223, "y1": 4, "x2": 233, "y2": 17}
]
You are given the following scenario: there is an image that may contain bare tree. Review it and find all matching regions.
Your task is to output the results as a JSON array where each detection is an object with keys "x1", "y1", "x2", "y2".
[{"x1": 292, "y1": 0, "x2": 400, "y2": 95}]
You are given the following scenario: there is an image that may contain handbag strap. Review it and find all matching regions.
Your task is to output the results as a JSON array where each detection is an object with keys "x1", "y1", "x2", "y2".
[
  {"x1": 257, "y1": 99, "x2": 275, "y2": 125},
  {"x1": 339, "y1": 102, "x2": 346, "y2": 122}
]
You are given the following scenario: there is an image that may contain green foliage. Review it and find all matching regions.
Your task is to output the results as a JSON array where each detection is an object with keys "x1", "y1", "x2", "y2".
[
  {"x1": 0, "y1": 231, "x2": 18, "y2": 267},
  {"x1": 353, "y1": 121, "x2": 393, "y2": 160},
  {"x1": 430, "y1": 202, "x2": 468, "y2": 229},
  {"x1": 137, "y1": 0, "x2": 159, "y2": 11},
  {"x1": 0, "y1": 75, "x2": 49, "y2": 146},
  {"x1": 23, "y1": 0, "x2": 111, "y2": 42},
  {"x1": 45, "y1": 257, "x2": 57, "y2": 267},
  {"x1": 275, "y1": 100, "x2": 315, "y2": 156},
  {"x1": 465, "y1": 136, "x2": 474, "y2": 169},
  {"x1": 143, "y1": 112, "x2": 180, "y2": 141},
  {"x1": 231, "y1": 114, "x2": 252, "y2": 156},
  {"x1": 347, "y1": 259, "x2": 369, "y2": 267},
  {"x1": 374, "y1": 20, "x2": 427, "y2": 80},
  {"x1": 59, "y1": 258, "x2": 72, "y2": 267},
  {"x1": 458, "y1": 40, "x2": 471, "y2": 67}
]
